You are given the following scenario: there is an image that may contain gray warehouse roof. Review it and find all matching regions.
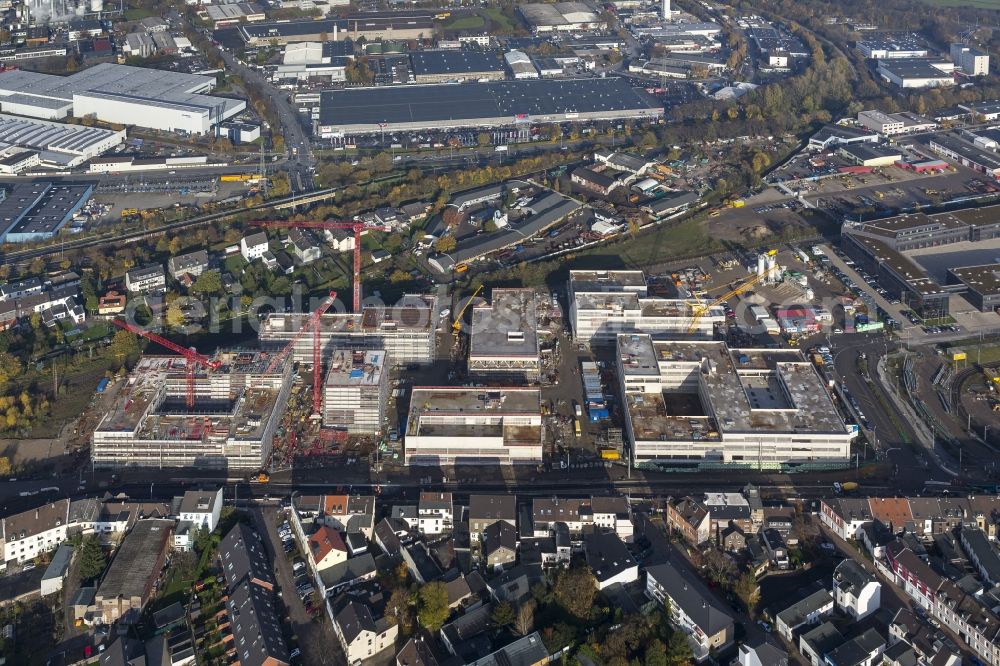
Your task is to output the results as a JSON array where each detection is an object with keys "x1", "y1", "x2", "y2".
[
  {"x1": 410, "y1": 49, "x2": 504, "y2": 76},
  {"x1": 318, "y1": 78, "x2": 662, "y2": 128}
]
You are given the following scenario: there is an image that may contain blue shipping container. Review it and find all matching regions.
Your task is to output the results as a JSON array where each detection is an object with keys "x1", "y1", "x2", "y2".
[{"x1": 96, "y1": 378, "x2": 109, "y2": 393}]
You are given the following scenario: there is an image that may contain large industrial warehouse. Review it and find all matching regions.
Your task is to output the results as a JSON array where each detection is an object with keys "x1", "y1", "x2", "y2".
[
  {"x1": 0, "y1": 114, "x2": 124, "y2": 167},
  {"x1": 315, "y1": 78, "x2": 663, "y2": 135},
  {"x1": 468, "y1": 288, "x2": 541, "y2": 383},
  {"x1": 0, "y1": 63, "x2": 246, "y2": 135}
]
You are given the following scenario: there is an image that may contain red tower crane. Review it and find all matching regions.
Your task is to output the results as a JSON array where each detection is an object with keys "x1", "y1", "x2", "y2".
[
  {"x1": 111, "y1": 319, "x2": 221, "y2": 409},
  {"x1": 250, "y1": 220, "x2": 391, "y2": 312},
  {"x1": 262, "y1": 290, "x2": 338, "y2": 376}
]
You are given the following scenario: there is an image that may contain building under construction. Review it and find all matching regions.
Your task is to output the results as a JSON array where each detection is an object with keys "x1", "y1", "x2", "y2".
[
  {"x1": 468, "y1": 288, "x2": 540, "y2": 383},
  {"x1": 258, "y1": 294, "x2": 438, "y2": 366},
  {"x1": 91, "y1": 350, "x2": 293, "y2": 471},
  {"x1": 322, "y1": 349, "x2": 390, "y2": 434}
]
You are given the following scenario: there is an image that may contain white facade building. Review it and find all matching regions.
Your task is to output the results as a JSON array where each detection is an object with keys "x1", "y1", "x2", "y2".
[
  {"x1": 417, "y1": 492, "x2": 453, "y2": 535},
  {"x1": 322, "y1": 349, "x2": 389, "y2": 433},
  {"x1": 569, "y1": 270, "x2": 722, "y2": 345},
  {"x1": 240, "y1": 232, "x2": 270, "y2": 262},
  {"x1": 833, "y1": 559, "x2": 881, "y2": 620},
  {"x1": 618, "y1": 335, "x2": 853, "y2": 469},
  {"x1": 2, "y1": 500, "x2": 70, "y2": 566},
  {"x1": 403, "y1": 387, "x2": 543, "y2": 465}
]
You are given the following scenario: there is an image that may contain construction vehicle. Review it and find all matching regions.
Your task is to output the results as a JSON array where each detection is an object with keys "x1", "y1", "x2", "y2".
[
  {"x1": 253, "y1": 472, "x2": 270, "y2": 483},
  {"x1": 120, "y1": 208, "x2": 138, "y2": 218},
  {"x1": 455, "y1": 263, "x2": 469, "y2": 274},
  {"x1": 685, "y1": 258, "x2": 774, "y2": 334},
  {"x1": 111, "y1": 319, "x2": 221, "y2": 409},
  {"x1": 600, "y1": 448, "x2": 620, "y2": 460},
  {"x1": 435, "y1": 11, "x2": 451, "y2": 19},
  {"x1": 452, "y1": 284, "x2": 484, "y2": 336},
  {"x1": 727, "y1": 197, "x2": 745, "y2": 208},
  {"x1": 985, "y1": 367, "x2": 1000, "y2": 391},
  {"x1": 252, "y1": 220, "x2": 391, "y2": 312}
]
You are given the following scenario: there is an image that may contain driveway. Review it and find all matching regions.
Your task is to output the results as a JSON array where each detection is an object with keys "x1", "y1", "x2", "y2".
[{"x1": 250, "y1": 505, "x2": 344, "y2": 666}]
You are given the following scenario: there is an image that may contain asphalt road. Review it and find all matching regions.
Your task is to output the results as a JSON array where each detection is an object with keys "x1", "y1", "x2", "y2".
[{"x1": 216, "y1": 48, "x2": 315, "y2": 193}]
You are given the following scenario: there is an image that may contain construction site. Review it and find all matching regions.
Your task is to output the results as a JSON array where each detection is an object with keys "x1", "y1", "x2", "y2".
[
  {"x1": 91, "y1": 351, "x2": 293, "y2": 472},
  {"x1": 257, "y1": 294, "x2": 439, "y2": 366}
]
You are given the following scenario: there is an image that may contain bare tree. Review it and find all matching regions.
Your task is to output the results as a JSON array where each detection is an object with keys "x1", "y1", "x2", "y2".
[{"x1": 514, "y1": 600, "x2": 536, "y2": 636}]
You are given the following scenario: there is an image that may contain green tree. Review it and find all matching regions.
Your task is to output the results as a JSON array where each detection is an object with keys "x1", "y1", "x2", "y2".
[
  {"x1": 0, "y1": 352, "x2": 22, "y2": 386},
  {"x1": 109, "y1": 330, "x2": 140, "y2": 363},
  {"x1": 491, "y1": 600, "x2": 515, "y2": 628},
  {"x1": 553, "y1": 566, "x2": 597, "y2": 619},
  {"x1": 644, "y1": 638, "x2": 668, "y2": 666},
  {"x1": 417, "y1": 581, "x2": 450, "y2": 631},
  {"x1": 434, "y1": 236, "x2": 457, "y2": 253},
  {"x1": 165, "y1": 304, "x2": 185, "y2": 329},
  {"x1": 389, "y1": 269, "x2": 410, "y2": 284},
  {"x1": 666, "y1": 632, "x2": 693, "y2": 666},
  {"x1": 77, "y1": 536, "x2": 107, "y2": 581},
  {"x1": 191, "y1": 270, "x2": 222, "y2": 295}
]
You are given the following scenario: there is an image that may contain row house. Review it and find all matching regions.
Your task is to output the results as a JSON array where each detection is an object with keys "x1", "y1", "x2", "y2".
[{"x1": 531, "y1": 496, "x2": 634, "y2": 542}]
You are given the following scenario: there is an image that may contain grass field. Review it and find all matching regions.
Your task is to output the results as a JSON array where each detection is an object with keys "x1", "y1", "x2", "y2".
[
  {"x1": 482, "y1": 7, "x2": 517, "y2": 32},
  {"x1": 445, "y1": 15, "x2": 486, "y2": 30}
]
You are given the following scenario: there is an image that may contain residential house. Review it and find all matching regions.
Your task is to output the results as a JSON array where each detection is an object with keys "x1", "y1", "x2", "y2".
[
  {"x1": 227, "y1": 580, "x2": 289, "y2": 666},
  {"x1": 721, "y1": 526, "x2": 746, "y2": 552},
  {"x1": 737, "y1": 641, "x2": 788, "y2": 666},
  {"x1": 584, "y1": 530, "x2": 638, "y2": 590},
  {"x1": 704, "y1": 492, "x2": 752, "y2": 537},
  {"x1": 332, "y1": 593, "x2": 398, "y2": 663},
  {"x1": 960, "y1": 527, "x2": 1000, "y2": 586},
  {"x1": 98, "y1": 291, "x2": 127, "y2": 315},
  {"x1": 400, "y1": 202, "x2": 432, "y2": 225},
  {"x1": 286, "y1": 228, "x2": 322, "y2": 265},
  {"x1": 124, "y1": 264, "x2": 166, "y2": 294},
  {"x1": 167, "y1": 250, "x2": 210, "y2": 280},
  {"x1": 761, "y1": 528, "x2": 789, "y2": 570},
  {"x1": 174, "y1": 487, "x2": 223, "y2": 551},
  {"x1": 824, "y1": 629, "x2": 884, "y2": 666},
  {"x1": 468, "y1": 494, "x2": 517, "y2": 543},
  {"x1": 775, "y1": 590, "x2": 834, "y2": 640},
  {"x1": 531, "y1": 498, "x2": 588, "y2": 537},
  {"x1": 483, "y1": 520, "x2": 517, "y2": 569},
  {"x1": 418, "y1": 492, "x2": 453, "y2": 536},
  {"x1": 2, "y1": 499, "x2": 70, "y2": 566},
  {"x1": 0, "y1": 278, "x2": 42, "y2": 301},
  {"x1": 820, "y1": 499, "x2": 874, "y2": 541},
  {"x1": 645, "y1": 559, "x2": 735, "y2": 661},
  {"x1": 440, "y1": 603, "x2": 493, "y2": 661},
  {"x1": 319, "y1": 495, "x2": 376, "y2": 539},
  {"x1": 666, "y1": 497, "x2": 711, "y2": 545},
  {"x1": 590, "y1": 496, "x2": 633, "y2": 542},
  {"x1": 884, "y1": 542, "x2": 938, "y2": 612},
  {"x1": 465, "y1": 632, "x2": 549, "y2": 666},
  {"x1": 308, "y1": 525, "x2": 349, "y2": 572},
  {"x1": 220, "y1": 522, "x2": 275, "y2": 591},
  {"x1": 240, "y1": 232, "x2": 270, "y2": 262},
  {"x1": 799, "y1": 622, "x2": 845, "y2": 666},
  {"x1": 396, "y1": 637, "x2": 438, "y2": 666},
  {"x1": 571, "y1": 167, "x2": 621, "y2": 196},
  {"x1": 832, "y1": 559, "x2": 881, "y2": 620}
]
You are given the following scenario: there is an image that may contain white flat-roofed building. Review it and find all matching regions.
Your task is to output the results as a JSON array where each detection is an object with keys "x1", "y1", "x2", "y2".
[
  {"x1": 404, "y1": 387, "x2": 543, "y2": 465},
  {"x1": 322, "y1": 349, "x2": 390, "y2": 433},
  {"x1": 91, "y1": 351, "x2": 293, "y2": 471},
  {"x1": 951, "y1": 43, "x2": 989, "y2": 76},
  {"x1": 857, "y1": 110, "x2": 904, "y2": 135},
  {"x1": 469, "y1": 288, "x2": 540, "y2": 383},
  {"x1": 569, "y1": 270, "x2": 721, "y2": 344},
  {"x1": 0, "y1": 63, "x2": 245, "y2": 135},
  {"x1": 258, "y1": 294, "x2": 438, "y2": 366},
  {"x1": 617, "y1": 334, "x2": 853, "y2": 470}
]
